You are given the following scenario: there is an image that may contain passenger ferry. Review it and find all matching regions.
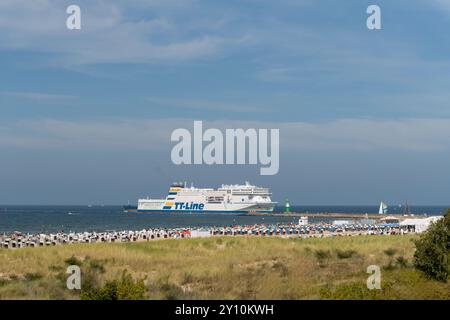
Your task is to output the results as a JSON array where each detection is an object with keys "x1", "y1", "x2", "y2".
[{"x1": 137, "y1": 182, "x2": 276, "y2": 214}]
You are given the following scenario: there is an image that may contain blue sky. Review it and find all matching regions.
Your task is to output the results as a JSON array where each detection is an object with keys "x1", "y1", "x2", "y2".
[{"x1": 1, "y1": 0, "x2": 450, "y2": 205}]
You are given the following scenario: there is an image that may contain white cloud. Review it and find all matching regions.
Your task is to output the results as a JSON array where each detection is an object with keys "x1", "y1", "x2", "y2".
[
  {"x1": 280, "y1": 118, "x2": 450, "y2": 152},
  {"x1": 432, "y1": 0, "x2": 450, "y2": 13},
  {"x1": 0, "y1": 119, "x2": 169, "y2": 150},
  {"x1": 0, "y1": 1, "x2": 236, "y2": 65},
  {"x1": 1, "y1": 118, "x2": 450, "y2": 153}
]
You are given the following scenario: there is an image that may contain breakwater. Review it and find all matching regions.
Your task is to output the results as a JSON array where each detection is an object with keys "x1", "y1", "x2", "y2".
[{"x1": 249, "y1": 212, "x2": 407, "y2": 219}]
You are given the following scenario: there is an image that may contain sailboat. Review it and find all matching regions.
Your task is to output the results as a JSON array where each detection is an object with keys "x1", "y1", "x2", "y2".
[{"x1": 378, "y1": 201, "x2": 388, "y2": 214}]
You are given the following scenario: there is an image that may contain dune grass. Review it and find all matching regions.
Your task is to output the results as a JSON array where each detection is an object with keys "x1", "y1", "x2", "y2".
[{"x1": 0, "y1": 235, "x2": 448, "y2": 300}]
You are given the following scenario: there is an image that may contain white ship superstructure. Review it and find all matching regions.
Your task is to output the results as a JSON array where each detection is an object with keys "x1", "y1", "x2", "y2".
[{"x1": 138, "y1": 182, "x2": 276, "y2": 214}]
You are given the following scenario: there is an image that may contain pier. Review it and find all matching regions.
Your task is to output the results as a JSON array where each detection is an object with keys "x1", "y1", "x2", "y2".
[{"x1": 249, "y1": 212, "x2": 409, "y2": 220}]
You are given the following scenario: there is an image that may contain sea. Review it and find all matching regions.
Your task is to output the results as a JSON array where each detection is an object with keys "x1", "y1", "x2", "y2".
[{"x1": 0, "y1": 205, "x2": 447, "y2": 234}]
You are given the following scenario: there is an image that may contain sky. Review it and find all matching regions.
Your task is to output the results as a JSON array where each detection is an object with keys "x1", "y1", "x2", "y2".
[{"x1": 0, "y1": 0, "x2": 450, "y2": 205}]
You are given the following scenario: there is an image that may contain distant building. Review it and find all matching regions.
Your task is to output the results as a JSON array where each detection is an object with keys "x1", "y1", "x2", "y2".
[
  {"x1": 332, "y1": 220, "x2": 352, "y2": 225},
  {"x1": 380, "y1": 216, "x2": 400, "y2": 224},
  {"x1": 298, "y1": 216, "x2": 308, "y2": 226},
  {"x1": 360, "y1": 218, "x2": 376, "y2": 225},
  {"x1": 399, "y1": 216, "x2": 443, "y2": 233},
  {"x1": 190, "y1": 230, "x2": 211, "y2": 238}
]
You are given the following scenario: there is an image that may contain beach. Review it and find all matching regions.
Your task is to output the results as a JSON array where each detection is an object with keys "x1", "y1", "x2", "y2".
[
  {"x1": 0, "y1": 234, "x2": 448, "y2": 300},
  {"x1": 1, "y1": 221, "x2": 411, "y2": 249},
  {"x1": 1, "y1": 206, "x2": 447, "y2": 300}
]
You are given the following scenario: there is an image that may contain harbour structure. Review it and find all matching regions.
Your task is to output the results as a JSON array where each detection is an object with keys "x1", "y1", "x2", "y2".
[
  {"x1": 137, "y1": 181, "x2": 276, "y2": 214},
  {"x1": 284, "y1": 198, "x2": 291, "y2": 213},
  {"x1": 403, "y1": 202, "x2": 413, "y2": 216}
]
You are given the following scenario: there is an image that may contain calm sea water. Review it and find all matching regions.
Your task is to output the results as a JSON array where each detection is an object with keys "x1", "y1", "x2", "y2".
[{"x1": 0, "y1": 205, "x2": 447, "y2": 234}]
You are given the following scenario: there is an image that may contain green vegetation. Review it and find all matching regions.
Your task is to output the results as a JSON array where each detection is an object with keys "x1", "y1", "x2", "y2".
[
  {"x1": 81, "y1": 271, "x2": 146, "y2": 300},
  {"x1": 0, "y1": 235, "x2": 449, "y2": 299},
  {"x1": 414, "y1": 209, "x2": 450, "y2": 282},
  {"x1": 383, "y1": 248, "x2": 397, "y2": 257},
  {"x1": 335, "y1": 249, "x2": 357, "y2": 259},
  {"x1": 313, "y1": 249, "x2": 332, "y2": 267},
  {"x1": 23, "y1": 272, "x2": 43, "y2": 281},
  {"x1": 64, "y1": 255, "x2": 82, "y2": 266}
]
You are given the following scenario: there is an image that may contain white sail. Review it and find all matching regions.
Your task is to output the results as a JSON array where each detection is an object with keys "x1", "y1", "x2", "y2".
[{"x1": 378, "y1": 201, "x2": 388, "y2": 214}]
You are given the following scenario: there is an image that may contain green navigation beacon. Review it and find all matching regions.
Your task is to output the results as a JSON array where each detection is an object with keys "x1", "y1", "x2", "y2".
[{"x1": 284, "y1": 198, "x2": 291, "y2": 213}]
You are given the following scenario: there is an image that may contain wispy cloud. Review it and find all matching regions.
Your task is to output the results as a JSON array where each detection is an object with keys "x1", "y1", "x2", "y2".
[
  {"x1": 0, "y1": 119, "x2": 169, "y2": 150},
  {"x1": 431, "y1": 0, "x2": 450, "y2": 13},
  {"x1": 1, "y1": 118, "x2": 450, "y2": 153},
  {"x1": 0, "y1": 0, "x2": 242, "y2": 65},
  {"x1": 257, "y1": 66, "x2": 297, "y2": 82},
  {"x1": 0, "y1": 91, "x2": 78, "y2": 103},
  {"x1": 145, "y1": 97, "x2": 266, "y2": 113}
]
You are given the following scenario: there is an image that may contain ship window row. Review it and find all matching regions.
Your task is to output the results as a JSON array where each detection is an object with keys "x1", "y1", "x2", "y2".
[
  {"x1": 235, "y1": 192, "x2": 271, "y2": 195},
  {"x1": 207, "y1": 196, "x2": 224, "y2": 203}
]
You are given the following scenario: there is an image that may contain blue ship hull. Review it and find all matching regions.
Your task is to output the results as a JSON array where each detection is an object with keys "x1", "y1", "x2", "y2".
[{"x1": 137, "y1": 209, "x2": 273, "y2": 214}]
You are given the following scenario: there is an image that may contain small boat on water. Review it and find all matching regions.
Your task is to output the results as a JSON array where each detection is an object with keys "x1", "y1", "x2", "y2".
[
  {"x1": 123, "y1": 201, "x2": 137, "y2": 213},
  {"x1": 378, "y1": 202, "x2": 388, "y2": 214}
]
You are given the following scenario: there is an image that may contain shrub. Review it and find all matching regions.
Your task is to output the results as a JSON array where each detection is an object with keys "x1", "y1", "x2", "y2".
[
  {"x1": 9, "y1": 274, "x2": 18, "y2": 281},
  {"x1": 181, "y1": 272, "x2": 194, "y2": 285},
  {"x1": 81, "y1": 271, "x2": 146, "y2": 300},
  {"x1": 319, "y1": 282, "x2": 385, "y2": 300},
  {"x1": 64, "y1": 255, "x2": 82, "y2": 266},
  {"x1": 314, "y1": 249, "x2": 331, "y2": 267},
  {"x1": 314, "y1": 249, "x2": 331, "y2": 260},
  {"x1": 383, "y1": 248, "x2": 398, "y2": 270},
  {"x1": 395, "y1": 256, "x2": 409, "y2": 268},
  {"x1": 383, "y1": 248, "x2": 397, "y2": 257},
  {"x1": 413, "y1": 210, "x2": 449, "y2": 282},
  {"x1": 116, "y1": 272, "x2": 146, "y2": 300},
  {"x1": 272, "y1": 261, "x2": 289, "y2": 277},
  {"x1": 24, "y1": 272, "x2": 43, "y2": 281},
  {"x1": 336, "y1": 249, "x2": 357, "y2": 259},
  {"x1": 156, "y1": 275, "x2": 185, "y2": 300},
  {"x1": 88, "y1": 259, "x2": 106, "y2": 274},
  {"x1": 81, "y1": 281, "x2": 118, "y2": 300}
]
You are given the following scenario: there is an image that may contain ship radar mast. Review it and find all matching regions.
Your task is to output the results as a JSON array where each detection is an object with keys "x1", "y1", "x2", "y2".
[{"x1": 403, "y1": 201, "x2": 412, "y2": 216}]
